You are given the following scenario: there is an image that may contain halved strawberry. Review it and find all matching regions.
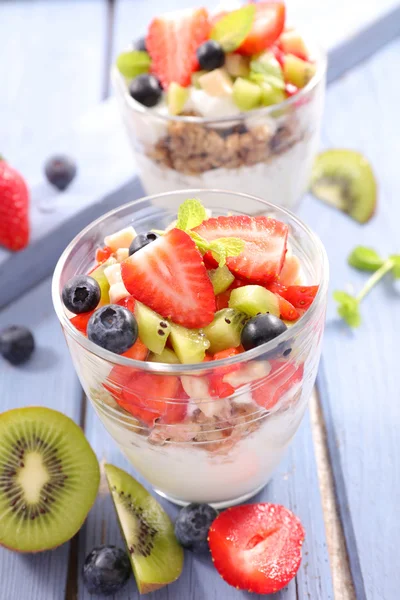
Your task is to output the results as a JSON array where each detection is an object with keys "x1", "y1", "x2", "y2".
[
  {"x1": 194, "y1": 215, "x2": 288, "y2": 285},
  {"x1": 281, "y1": 285, "x2": 319, "y2": 309},
  {"x1": 279, "y1": 255, "x2": 301, "y2": 286},
  {"x1": 252, "y1": 359, "x2": 304, "y2": 410},
  {"x1": 117, "y1": 295, "x2": 136, "y2": 313},
  {"x1": 267, "y1": 281, "x2": 287, "y2": 295},
  {"x1": 209, "y1": 503, "x2": 305, "y2": 594},
  {"x1": 237, "y1": 2, "x2": 286, "y2": 56},
  {"x1": 277, "y1": 294, "x2": 300, "y2": 321},
  {"x1": 70, "y1": 311, "x2": 94, "y2": 336},
  {"x1": 146, "y1": 8, "x2": 210, "y2": 88},
  {"x1": 209, "y1": 347, "x2": 244, "y2": 398},
  {"x1": 95, "y1": 246, "x2": 113, "y2": 264},
  {"x1": 122, "y1": 338, "x2": 149, "y2": 361},
  {"x1": 121, "y1": 228, "x2": 216, "y2": 329}
]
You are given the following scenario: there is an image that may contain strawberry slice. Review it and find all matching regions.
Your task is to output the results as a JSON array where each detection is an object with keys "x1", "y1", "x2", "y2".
[
  {"x1": 209, "y1": 503, "x2": 305, "y2": 594},
  {"x1": 121, "y1": 228, "x2": 216, "y2": 329},
  {"x1": 95, "y1": 246, "x2": 113, "y2": 264},
  {"x1": 194, "y1": 216, "x2": 288, "y2": 285},
  {"x1": 117, "y1": 295, "x2": 136, "y2": 313},
  {"x1": 146, "y1": 8, "x2": 210, "y2": 88},
  {"x1": 70, "y1": 311, "x2": 94, "y2": 336},
  {"x1": 277, "y1": 294, "x2": 300, "y2": 321},
  {"x1": 252, "y1": 359, "x2": 304, "y2": 410},
  {"x1": 209, "y1": 346, "x2": 244, "y2": 398},
  {"x1": 122, "y1": 339, "x2": 149, "y2": 361},
  {"x1": 237, "y1": 2, "x2": 286, "y2": 56},
  {"x1": 281, "y1": 285, "x2": 319, "y2": 309},
  {"x1": 267, "y1": 281, "x2": 287, "y2": 295},
  {"x1": 279, "y1": 255, "x2": 301, "y2": 286}
]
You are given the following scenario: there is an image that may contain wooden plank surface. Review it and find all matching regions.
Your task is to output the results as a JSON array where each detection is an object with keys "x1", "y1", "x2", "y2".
[
  {"x1": 79, "y1": 404, "x2": 334, "y2": 600},
  {"x1": 299, "y1": 37, "x2": 400, "y2": 600},
  {"x1": 0, "y1": 1, "x2": 107, "y2": 598}
]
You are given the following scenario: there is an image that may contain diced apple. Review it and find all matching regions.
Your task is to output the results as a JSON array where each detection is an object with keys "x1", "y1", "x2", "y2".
[
  {"x1": 104, "y1": 226, "x2": 136, "y2": 251},
  {"x1": 115, "y1": 248, "x2": 129, "y2": 262},
  {"x1": 198, "y1": 68, "x2": 233, "y2": 97},
  {"x1": 109, "y1": 282, "x2": 130, "y2": 304},
  {"x1": 225, "y1": 53, "x2": 250, "y2": 78},
  {"x1": 279, "y1": 31, "x2": 308, "y2": 60},
  {"x1": 283, "y1": 54, "x2": 316, "y2": 88},
  {"x1": 104, "y1": 263, "x2": 122, "y2": 286}
]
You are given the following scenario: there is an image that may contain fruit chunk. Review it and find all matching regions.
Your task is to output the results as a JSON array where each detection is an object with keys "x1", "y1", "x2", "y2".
[
  {"x1": 210, "y1": 5, "x2": 256, "y2": 53},
  {"x1": 88, "y1": 305, "x2": 138, "y2": 354},
  {"x1": 167, "y1": 82, "x2": 189, "y2": 115},
  {"x1": 121, "y1": 228, "x2": 216, "y2": 329},
  {"x1": 149, "y1": 347, "x2": 180, "y2": 364},
  {"x1": 0, "y1": 325, "x2": 35, "y2": 365},
  {"x1": 0, "y1": 406, "x2": 100, "y2": 552},
  {"x1": 208, "y1": 503, "x2": 305, "y2": 593},
  {"x1": 62, "y1": 275, "x2": 101, "y2": 315},
  {"x1": 278, "y1": 30, "x2": 308, "y2": 60},
  {"x1": 191, "y1": 70, "x2": 207, "y2": 88},
  {"x1": 134, "y1": 301, "x2": 170, "y2": 355},
  {"x1": 277, "y1": 295, "x2": 300, "y2": 321},
  {"x1": 311, "y1": 149, "x2": 377, "y2": 223},
  {"x1": 283, "y1": 54, "x2": 316, "y2": 88},
  {"x1": 237, "y1": 1, "x2": 286, "y2": 56},
  {"x1": 241, "y1": 313, "x2": 287, "y2": 350},
  {"x1": 279, "y1": 255, "x2": 301, "y2": 286},
  {"x1": 116, "y1": 50, "x2": 151, "y2": 79},
  {"x1": 252, "y1": 360, "x2": 304, "y2": 410},
  {"x1": 208, "y1": 265, "x2": 235, "y2": 295},
  {"x1": 194, "y1": 215, "x2": 288, "y2": 285},
  {"x1": 83, "y1": 546, "x2": 131, "y2": 596},
  {"x1": 198, "y1": 68, "x2": 233, "y2": 97},
  {"x1": 203, "y1": 308, "x2": 246, "y2": 353},
  {"x1": 260, "y1": 83, "x2": 285, "y2": 106},
  {"x1": 225, "y1": 53, "x2": 250, "y2": 77},
  {"x1": 0, "y1": 159, "x2": 30, "y2": 251},
  {"x1": 70, "y1": 311, "x2": 93, "y2": 336},
  {"x1": 281, "y1": 285, "x2": 319, "y2": 309},
  {"x1": 229, "y1": 285, "x2": 280, "y2": 317},
  {"x1": 105, "y1": 465, "x2": 184, "y2": 594},
  {"x1": 169, "y1": 324, "x2": 210, "y2": 364},
  {"x1": 232, "y1": 77, "x2": 261, "y2": 111},
  {"x1": 146, "y1": 8, "x2": 210, "y2": 88},
  {"x1": 175, "y1": 503, "x2": 218, "y2": 553},
  {"x1": 90, "y1": 259, "x2": 116, "y2": 305},
  {"x1": 105, "y1": 226, "x2": 137, "y2": 252},
  {"x1": 122, "y1": 338, "x2": 149, "y2": 361}
]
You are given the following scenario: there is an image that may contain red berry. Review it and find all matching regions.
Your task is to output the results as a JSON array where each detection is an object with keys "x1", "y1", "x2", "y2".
[
  {"x1": 280, "y1": 285, "x2": 319, "y2": 309},
  {"x1": 70, "y1": 311, "x2": 94, "y2": 336},
  {"x1": 121, "y1": 228, "x2": 216, "y2": 329},
  {"x1": 252, "y1": 360, "x2": 304, "y2": 410},
  {"x1": 276, "y1": 294, "x2": 300, "y2": 321},
  {"x1": 209, "y1": 503, "x2": 305, "y2": 594},
  {"x1": 0, "y1": 160, "x2": 30, "y2": 251},
  {"x1": 194, "y1": 215, "x2": 288, "y2": 285},
  {"x1": 95, "y1": 246, "x2": 113, "y2": 264},
  {"x1": 237, "y1": 2, "x2": 286, "y2": 56}
]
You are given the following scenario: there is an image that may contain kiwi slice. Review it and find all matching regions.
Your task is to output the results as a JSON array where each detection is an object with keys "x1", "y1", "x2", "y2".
[
  {"x1": 203, "y1": 308, "x2": 247, "y2": 353},
  {"x1": 167, "y1": 82, "x2": 189, "y2": 116},
  {"x1": 208, "y1": 265, "x2": 235, "y2": 295},
  {"x1": 149, "y1": 347, "x2": 180, "y2": 364},
  {"x1": 232, "y1": 77, "x2": 261, "y2": 111},
  {"x1": 311, "y1": 149, "x2": 377, "y2": 223},
  {"x1": 105, "y1": 464, "x2": 184, "y2": 594},
  {"x1": 135, "y1": 301, "x2": 171, "y2": 355},
  {"x1": 229, "y1": 285, "x2": 280, "y2": 317},
  {"x1": 0, "y1": 407, "x2": 99, "y2": 553},
  {"x1": 169, "y1": 324, "x2": 210, "y2": 364},
  {"x1": 91, "y1": 257, "x2": 117, "y2": 305}
]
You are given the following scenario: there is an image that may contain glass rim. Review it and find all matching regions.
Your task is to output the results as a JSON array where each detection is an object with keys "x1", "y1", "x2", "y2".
[
  {"x1": 111, "y1": 37, "x2": 327, "y2": 125},
  {"x1": 52, "y1": 188, "x2": 329, "y2": 373}
]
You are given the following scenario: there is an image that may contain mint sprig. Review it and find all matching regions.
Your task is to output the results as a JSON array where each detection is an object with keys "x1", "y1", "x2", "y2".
[
  {"x1": 189, "y1": 232, "x2": 244, "y2": 268},
  {"x1": 176, "y1": 198, "x2": 207, "y2": 231},
  {"x1": 334, "y1": 246, "x2": 400, "y2": 327}
]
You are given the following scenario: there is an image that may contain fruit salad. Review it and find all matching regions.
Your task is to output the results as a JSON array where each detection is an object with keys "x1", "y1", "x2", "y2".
[
  {"x1": 54, "y1": 191, "x2": 327, "y2": 506},
  {"x1": 113, "y1": 3, "x2": 326, "y2": 209}
]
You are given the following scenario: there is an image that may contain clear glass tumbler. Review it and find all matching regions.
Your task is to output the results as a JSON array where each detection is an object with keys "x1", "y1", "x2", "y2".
[
  {"x1": 52, "y1": 189, "x2": 328, "y2": 508},
  {"x1": 112, "y1": 41, "x2": 326, "y2": 211}
]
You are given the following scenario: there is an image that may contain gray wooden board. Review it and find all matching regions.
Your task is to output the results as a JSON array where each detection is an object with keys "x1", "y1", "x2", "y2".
[{"x1": 298, "y1": 37, "x2": 400, "y2": 600}]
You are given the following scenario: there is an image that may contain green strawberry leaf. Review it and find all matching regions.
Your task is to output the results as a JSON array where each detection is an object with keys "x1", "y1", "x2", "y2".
[
  {"x1": 333, "y1": 291, "x2": 361, "y2": 328},
  {"x1": 176, "y1": 199, "x2": 207, "y2": 231},
  {"x1": 348, "y1": 246, "x2": 384, "y2": 272},
  {"x1": 390, "y1": 254, "x2": 400, "y2": 278},
  {"x1": 116, "y1": 50, "x2": 151, "y2": 79},
  {"x1": 210, "y1": 4, "x2": 256, "y2": 53}
]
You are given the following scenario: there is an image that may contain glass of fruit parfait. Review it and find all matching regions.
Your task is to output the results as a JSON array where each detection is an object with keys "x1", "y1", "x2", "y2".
[
  {"x1": 52, "y1": 189, "x2": 328, "y2": 508},
  {"x1": 112, "y1": 2, "x2": 326, "y2": 211}
]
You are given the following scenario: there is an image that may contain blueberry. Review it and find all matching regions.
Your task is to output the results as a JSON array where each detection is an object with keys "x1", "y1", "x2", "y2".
[
  {"x1": 44, "y1": 155, "x2": 77, "y2": 191},
  {"x1": 0, "y1": 326, "x2": 35, "y2": 365},
  {"x1": 62, "y1": 275, "x2": 100, "y2": 315},
  {"x1": 133, "y1": 36, "x2": 147, "y2": 51},
  {"x1": 87, "y1": 305, "x2": 138, "y2": 354},
  {"x1": 241, "y1": 314, "x2": 288, "y2": 351},
  {"x1": 175, "y1": 503, "x2": 218, "y2": 553},
  {"x1": 129, "y1": 232, "x2": 158, "y2": 256},
  {"x1": 82, "y1": 545, "x2": 131, "y2": 596},
  {"x1": 129, "y1": 74, "x2": 162, "y2": 107},
  {"x1": 196, "y1": 41, "x2": 225, "y2": 71}
]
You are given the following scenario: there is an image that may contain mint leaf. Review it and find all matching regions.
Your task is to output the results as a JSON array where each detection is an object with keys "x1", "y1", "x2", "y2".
[
  {"x1": 210, "y1": 5, "x2": 256, "y2": 52},
  {"x1": 348, "y1": 246, "x2": 384, "y2": 272},
  {"x1": 209, "y1": 237, "x2": 244, "y2": 268},
  {"x1": 116, "y1": 50, "x2": 151, "y2": 79},
  {"x1": 176, "y1": 199, "x2": 207, "y2": 231},
  {"x1": 390, "y1": 255, "x2": 400, "y2": 279},
  {"x1": 333, "y1": 291, "x2": 361, "y2": 328}
]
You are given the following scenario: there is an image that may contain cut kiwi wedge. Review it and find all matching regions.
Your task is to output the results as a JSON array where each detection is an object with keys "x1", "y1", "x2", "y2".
[
  {"x1": 208, "y1": 265, "x2": 235, "y2": 295},
  {"x1": 0, "y1": 407, "x2": 99, "y2": 553},
  {"x1": 167, "y1": 82, "x2": 189, "y2": 116},
  {"x1": 203, "y1": 308, "x2": 247, "y2": 353},
  {"x1": 105, "y1": 465, "x2": 183, "y2": 594},
  {"x1": 91, "y1": 258, "x2": 117, "y2": 305},
  {"x1": 311, "y1": 149, "x2": 377, "y2": 223},
  {"x1": 149, "y1": 348, "x2": 180, "y2": 364},
  {"x1": 135, "y1": 301, "x2": 171, "y2": 355},
  {"x1": 229, "y1": 285, "x2": 280, "y2": 317},
  {"x1": 169, "y1": 324, "x2": 210, "y2": 364}
]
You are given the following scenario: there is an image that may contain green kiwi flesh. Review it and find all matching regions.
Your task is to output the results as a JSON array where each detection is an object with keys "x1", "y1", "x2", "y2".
[
  {"x1": 105, "y1": 464, "x2": 184, "y2": 594},
  {"x1": 311, "y1": 149, "x2": 377, "y2": 223},
  {"x1": 203, "y1": 308, "x2": 247, "y2": 353},
  {"x1": 0, "y1": 407, "x2": 100, "y2": 552}
]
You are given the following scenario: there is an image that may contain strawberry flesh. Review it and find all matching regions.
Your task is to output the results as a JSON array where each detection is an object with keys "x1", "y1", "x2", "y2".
[
  {"x1": 0, "y1": 161, "x2": 30, "y2": 252},
  {"x1": 209, "y1": 503, "x2": 305, "y2": 594},
  {"x1": 121, "y1": 228, "x2": 216, "y2": 329},
  {"x1": 194, "y1": 215, "x2": 288, "y2": 285},
  {"x1": 252, "y1": 359, "x2": 304, "y2": 410}
]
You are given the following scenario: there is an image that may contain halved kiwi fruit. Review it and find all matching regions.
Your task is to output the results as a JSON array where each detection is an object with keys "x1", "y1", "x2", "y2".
[
  {"x1": 0, "y1": 407, "x2": 100, "y2": 553},
  {"x1": 105, "y1": 464, "x2": 184, "y2": 594},
  {"x1": 311, "y1": 149, "x2": 377, "y2": 223}
]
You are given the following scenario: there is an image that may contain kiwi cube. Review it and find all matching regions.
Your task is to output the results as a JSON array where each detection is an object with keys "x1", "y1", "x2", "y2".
[
  {"x1": 134, "y1": 301, "x2": 170, "y2": 354},
  {"x1": 169, "y1": 324, "x2": 210, "y2": 364},
  {"x1": 149, "y1": 348, "x2": 180, "y2": 364},
  {"x1": 229, "y1": 285, "x2": 280, "y2": 317},
  {"x1": 232, "y1": 77, "x2": 262, "y2": 111},
  {"x1": 208, "y1": 265, "x2": 235, "y2": 295},
  {"x1": 203, "y1": 308, "x2": 246, "y2": 353}
]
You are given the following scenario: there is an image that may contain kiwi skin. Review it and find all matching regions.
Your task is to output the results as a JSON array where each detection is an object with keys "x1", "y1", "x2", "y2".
[
  {"x1": 105, "y1": 464, "x2": 184, "y2": 594},
  {"x1": 0, "y1": 407, "x2": 100, "y2": 553}
]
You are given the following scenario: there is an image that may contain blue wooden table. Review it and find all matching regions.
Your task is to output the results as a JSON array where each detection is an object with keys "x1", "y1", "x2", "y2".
[{"x1": 0, "y1": 2, "x2": 399, "y2": 599}]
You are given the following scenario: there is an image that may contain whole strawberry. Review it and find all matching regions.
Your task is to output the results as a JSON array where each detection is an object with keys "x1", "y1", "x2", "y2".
[{"x1": 0, "y1": 158, "x2": 30, "y2": 251}]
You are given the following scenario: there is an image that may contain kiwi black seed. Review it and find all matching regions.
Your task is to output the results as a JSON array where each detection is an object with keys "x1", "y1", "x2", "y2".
[
  {"x1": 0, "y1": 407, "x2": 100, "y2": 552},
  {"x1": 105, "y1": 464, "x2": 183, "y2": 594},
  {"x1": 311, "y1": 149, "x2": 377, "y2": 223}
]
